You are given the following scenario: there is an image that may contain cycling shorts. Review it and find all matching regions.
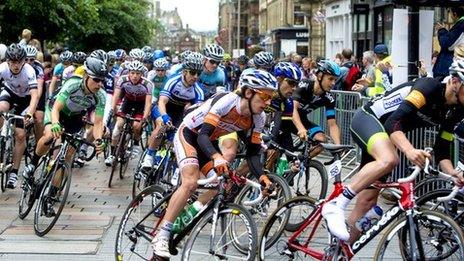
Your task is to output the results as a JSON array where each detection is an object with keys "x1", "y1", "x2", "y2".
[{"x1": 118, "y1": 100, "x2": 144, "y2": 120}]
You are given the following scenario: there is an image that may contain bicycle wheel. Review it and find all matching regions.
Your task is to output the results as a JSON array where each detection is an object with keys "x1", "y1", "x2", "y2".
[
  {"x1": 416, "y1": 189, "x2": 464, "y2": 230},
  {"x1": 258, "y1": 196, "x2": 321, "y2": 261},
  {"x1": 18, "y1": 178, "x2": 36, "y2": 219},
  {"x1": 131, "y1": 150, "x2": 147, "y2": 199},
  {"x1": 288, "y1": 160, "x2": 328, "y2": 200},
  {"x1": 414, "y1": 177, "x2": 454, "y2": 199},
  {"x1": 114, "y1": 185, "x2": 167, "y2": 261},
  {"x1": 0, "y1": 137, "x2": 5, "y2": 192},
  {"x1": 234, "y1": 174, "x2": 291, "y2": 251},
  {"x1": 34, "y1": 163, "x2": 72, "y2": 237},
  {"x1": 182, "y1": 203, "x2": 258, "y2": 260},
  {"x1": 119, "y1": 134, "x2": 132, "y2": 180},
  {"x1": 374, "y1": 209, "x2": 464, "y2": 261}
]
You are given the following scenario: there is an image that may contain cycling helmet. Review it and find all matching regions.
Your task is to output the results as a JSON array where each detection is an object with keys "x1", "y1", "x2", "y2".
[
  {"x1": 73, "y1": 51, "x2": 87, "y2": 64},
  {"x1": 90, "y1": 49, "x2": 108, "y2": 64},
  {"x1": 114, "y1": 49, "x2": 126, "y2": 60},
  {"x1": 449, "y1": 58, "x2": 464, "y2": 82},
  {"x1": 6, "y1": 44, "x2": 27, "y2": 61},
  {"x1": 59, "y1": 50, "x2": 73, "y2": 63},
  {"x1": 273, "y1": 62, "x2": 302, "y2": 81},
  {"x1": 153, "y1": 49, "x2": 165, "y2": 60},
  {"x1": 182, "y1": 52, "x2": 204, "y2": 71},
  {"x1": 203, "y1": 44, "x2": 224, "y2": 62},
  {"x1": 180, "y1": 50, "x2": 192, "y2": 62},
  {"x1": 127, "y1": 60, "x2": 145, "y2": 72},
  {"x1": 239, "y1": 68, "x2": 278, "y2": 91},
  {"x1": 316, "y1": 60, "x2": 341, "y2": 77},
  {"x1": 129, "y1": 48, "x2": 145, "y2": 61},
  {"x1": 142, "y1": 45, "x2": 152, "y2": 53},
  {"x1": 237, "y1": 55, "x2": 249, "y2": 65},
  {"x1": 84, "y1": 57, "x2": 108, "y2": 79},
  {"x1": 0, "y1": 44, "x2": 7, "y2": 61},
  {"x1": 24, "y1": 45, "x2": 38, "y2": 58},
  {"x1": 107, "y1": 51, "x2": 116, "y2": 64},
  {"x1": 153, "y1": 58, "x2": 170, "y2": 70},
  {"x1": 253, "y1": 51, "x2": 274, "y2": 69},
  {"x1": 223, "y1": 53, "x2": 232, "y2": 62}
]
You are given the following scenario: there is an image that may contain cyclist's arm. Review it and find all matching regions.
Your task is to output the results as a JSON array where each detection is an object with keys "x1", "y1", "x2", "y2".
[
  {"x1": 291, "y1": 100, "x2": 306, "y2": 131},
  {"x1": 51, "y1": 99, "x2": 64, "y2": 124},
  {"x1": 197, "y1": 122, "x2": 220, "y2": 159},
  {"x1": 327, "y1": 118, "x2": 341, "y2": 144},
  {"x1": 111, "y1": 87, "x2": 121, "y2": 112},
  {"x1": 48, "y1": 75, "x2": 59, "y2": 97},
  {"x1": 92, "y1": 115, "x2": 104, "y2": 140},
  {"x1": 237, "y1": 131, "x2": 264, "y2": 180},
  {"x1": 269, "y1": 110, "x2": 282, "y2": 142},
  {"x1": 143, "y1": 94, "x2": 152, "y2": 119},
  {"x1": 157, "y1": 95, "x2": 169, "y2": 115},
  {"x1": 28, "y1": 88, "x2": 39, "y2": 115}
]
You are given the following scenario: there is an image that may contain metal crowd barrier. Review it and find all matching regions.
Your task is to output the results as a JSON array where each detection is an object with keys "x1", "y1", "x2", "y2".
[{"x1": 307, "y1": 90, "x2": 460, "y2": 190}]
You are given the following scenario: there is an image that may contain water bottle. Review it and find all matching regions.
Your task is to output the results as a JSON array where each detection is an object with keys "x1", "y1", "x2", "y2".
[
  {"x1": 355, "y1": 205, "x2": 383, "y2": 232},
  {"x1": 172, "y1": 201, "x2": 203, "y2": 234},
  {"x1": 276, "y1": 154, "x2": 288, "y2": 176}
]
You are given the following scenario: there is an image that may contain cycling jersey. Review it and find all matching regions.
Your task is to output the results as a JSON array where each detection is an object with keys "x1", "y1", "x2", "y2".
[
  {"x1": 62, "y1": 65, "x2": 76, "y2": 82},
  {"x1": 292, "y1": 79, "x2": 336, "y2": 120},
  {"x1": 115, "y1": 75, "x2": 153, "y2": 102},
  {"x1": 199, "y1": 68, "x2": 226, "y2": 98},
  {"x1": 52, "y1": 63, "x2": 65, "y2": 77},
  {"x1": 169, "y1": 63, "x2": 183, "y2": 76},
  {"x1": 146, "y1": 71, "x2": 168, "y2": 102},
  {"x1": 31, "y1": 61, "x2": 44, "y2": 80},
  {"x1": 160, "y1": 74, "x2": 204, "y2": 107},
  {"x1": 104, "y1": 67, "x2": 118, "y2": 94},
  {"x1": 0, "y1": 62, "x2": 37, "y2": 96},
  {"x1": 74, "y1": 65, "x2": 85, "y2": 78},
  {"x1": 54, "y1": 76, "x2": 106, "y2": 117},
  {"x1": 352, "y1": 77, "x2": 464, "y2": 164}
]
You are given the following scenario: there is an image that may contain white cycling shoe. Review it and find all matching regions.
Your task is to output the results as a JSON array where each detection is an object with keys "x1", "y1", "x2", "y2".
[
  {"x1": 151, "y1": 236, "x2": 171, "y2": 258},
  {"x1": 321, "y1": 201, "x2": 350, "y2": 241}
]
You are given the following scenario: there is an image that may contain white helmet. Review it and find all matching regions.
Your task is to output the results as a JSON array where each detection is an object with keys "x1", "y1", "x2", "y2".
[
  {"x1": 239, "y1": 68, "x2": 278, "y2": 91},
  {"x1": 253, "y1": 51, "x2": 274, "y2": 69},
  {"x1": 25, "y1": 45, "x2": 38, "y2": 58},
  {"x1": 129, "y1": 48, "x2": 145, "y2": 61},
  {"x1": 203, "y1": 44, "x2": 224, "y2": 62},
  {"x1": 450, "y1": 58, "x2": 464, "y2": 82},
  {"x1": 127, "y1": 60, "x2": 145, "y2": 72},
  {"x1": 0, "y1": 44, "x2": 7, "y2": 61}
]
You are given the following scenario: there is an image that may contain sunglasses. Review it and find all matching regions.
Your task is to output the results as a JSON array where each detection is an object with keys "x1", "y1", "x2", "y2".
[
  {"x1": 156, "y1": 69, "x2": 166, "y2": 72},
  {"x1": 208, "y1": 59, "x2": 220, "y2": 65},
  {"x1": 187, "y1": 69, "x2": 201, "y2": 76},
  {"x1": 90, "y1": 77, "x2": 105, "y2": 83},
  {"x1": 26, "y1": 58, "x2": 35, "y2": 62},
  {"x1": 253, "y1": 89, "x2": 275, "y2": 102},
  {"x1": 285, "y1": 78, "x2": 299, "y2": 87}
]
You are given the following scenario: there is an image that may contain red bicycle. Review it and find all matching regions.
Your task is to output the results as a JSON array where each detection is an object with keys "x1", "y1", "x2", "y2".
[{"x1": 258, "y1": 147, "x2": 464, "y2": 260}]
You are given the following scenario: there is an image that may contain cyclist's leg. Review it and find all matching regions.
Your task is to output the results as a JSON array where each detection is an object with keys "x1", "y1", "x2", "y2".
[
  {"x1": 110, "y1": 117, "x2": 124, "y2": 153},
  {"x1": 0, "y1": 88, "x2": 12, "y2": 125},
  {"x1": 34, "y1": 85, "x2": 47, "y2": 140},
  {"x1": 132, "y1": 117, "x2": 142, "y2": 142},
  {"x1": 10, "y1": 95, "x2": 31, "y2": 187},
  {"x1": 306, "y1": 121, "x2": 325, "y2": 157}
]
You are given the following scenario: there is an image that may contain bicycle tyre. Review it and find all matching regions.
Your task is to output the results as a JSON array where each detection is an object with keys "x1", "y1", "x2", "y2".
[
  {"x1": 258, "y1": 196, "x2": 319, "y2": 260},
  {"x1": 374, "y1": 209, "x2": 464, "y2": 261},
  {"x1": 131, "y1": 150, "x2": 147, "y2": 199},
  {"x1": 114, "y1": 185, "x2": 168, "y2": 261},
  {"x1": 234, "y1": 173, "x2": 291, "y2": 251},
  {"x1": 414, "y1": 177, "x2": 454, "y2": 199},
  {"x1": 416, "y1": 189, "x2": 464, "y2": 230},
  {"x1": 34, "y1": 163, "x2": 72, "y2": 237},
  {"x1": 182, "y1": 203, "x2": 258, "y2": 260},
  {"x1": 288, "y1": 160, "x2": 328, "y2": 200},
  {"x1": 0, "y1": 137, "x2": 5, "y2": 192},
  {"x1": 118, "y1": 133, "x2": 131, "y2": 180},
  {"x1": 18, "y1": 178, "x2": 36, "y2": 219}
]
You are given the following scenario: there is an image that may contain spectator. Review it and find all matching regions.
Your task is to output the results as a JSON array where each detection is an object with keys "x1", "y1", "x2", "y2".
[
  {"x1": 369, "y1": 43, "x2": 393, "y2": 96},
  {"x1": 334, "y1": 48, "x2": 361, "y2": 91},
  {"x1": 18, "y1": 29, "x2": 32, "y2": 46},
  {"x1": 433, "y1": 7, "x2": 464, "y2": 79},
  {"x1": 352, "y1": 51, "x2": 376, "y2": 92},
  {"x1": 334, "y1": 53, "x2": 343, "y2": 65},
  {"x1": 292, "y1": 54, "x2": 303, "y2": 67},
  {"x1": 301, "y1": 57, "x2": 314, "y2": 79}
]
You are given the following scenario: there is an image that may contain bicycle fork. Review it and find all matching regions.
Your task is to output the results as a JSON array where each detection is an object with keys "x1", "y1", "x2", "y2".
[
  {"x1": 208, "y1": 185, "x2": 227, "y2": 258},
  {"x1": 406, "y1": 209, "x2": 426, "y2": 261}
]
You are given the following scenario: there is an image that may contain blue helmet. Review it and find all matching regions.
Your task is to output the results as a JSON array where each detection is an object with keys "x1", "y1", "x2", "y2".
[
  {"x1": 114, "y1": 49, "x2": 126, "y2": 60},
  {"x1": 153, "y1": 49, "x2": 164, "y2": 60},
  {"x1": 316, "y1": 60, "x2": 341, "y2": 77},
  {"x1": 273, "y1": 62, "x2": 302, "y2": 81}
]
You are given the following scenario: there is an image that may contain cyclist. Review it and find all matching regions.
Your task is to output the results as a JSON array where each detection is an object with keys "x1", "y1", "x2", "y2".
[
  {"x1": 322, "y1": 59, "x2": 464, "y2": 242},
  {"x1": 169, "y1": 50, "x2": 191, "y2": 76},
  {"x1": 151, "y1": 68, "x2": 277, "y2": 258},
  {"x1": 147, "y1": 58, "x2": 170, "y2": 103},
  {"x1": 48, "y1": 50, "x2": 73, "y2": 99},
  {"x1": 22, "y1": 57, "x2": 107, "y2": 214},
  {"x1": 105, "y1": 60, "x2": 153, "y2": 166},
  {"x1": 253, "y1": 51, "x2": 275, "y2": 72},
  {"x1": 114, "y1": 49, "x2": 126, "y2": 69},
  {"x1": 0, "y1": 44, "x2": 38, "y2": 189},
  {"x1": 25, "y1": 45, "x2": 46, "y2": 140},
  {"x1": 291, "y1": 60, "x2": 342, "y2": 154},
  {"x1": 200, "y1": 44, "x2": 226, "y2": 98},
  {"x1": 63, "y1": 51, "x2": 87, "y2": 81},
  {"x1": 140, "y1": 52, "x2": 205, "y2": 170}
]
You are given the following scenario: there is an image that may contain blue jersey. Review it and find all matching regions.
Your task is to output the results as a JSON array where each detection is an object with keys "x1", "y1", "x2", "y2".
[
  {"x1": 160, "y1": 74, "x2": 204, "y2": 107},
  {"x1": 104, "y1": 67, "x2": 118, "y2": 94},
  {"x1": 52, "y1": 63, "x2": 65, "y2": 77},
  {"x1": 199, "y1": 68, "x2": 226, "y2": 99}
]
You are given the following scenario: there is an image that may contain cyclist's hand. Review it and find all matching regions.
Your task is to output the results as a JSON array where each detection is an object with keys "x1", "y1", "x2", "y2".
[
  {"x1": 161, "y1": 114, "x2": 172, "y2": 126},
  {"x1": 453, "y1": 171, "x2": 464, "y2": 187},
  {"x1": 24, "y1": 112, "x2": 34, "y2": 126},
  {"x1": 405, "y1": 149, "x2": 431, "y2": 168},
  {"x1": 94, "y1": 139, "x2": 106, "y2": 154},
  {"x1": 213, "y1": 154, "x2": 229, "y2": 176},
  {"x1": 259, "y1": 174, "x2": 274, "y2": 197},
  {"x1": 51, "y1": 122, "x2": 62, "y2": 139},
  {"x1": 297, "y1": 128, "x2": 308, "y2": 141}
]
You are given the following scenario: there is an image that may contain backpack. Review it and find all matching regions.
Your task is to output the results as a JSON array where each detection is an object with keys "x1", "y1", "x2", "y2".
[{"x1": 342, "y1": 63, "x2": 362, "y2": 91}]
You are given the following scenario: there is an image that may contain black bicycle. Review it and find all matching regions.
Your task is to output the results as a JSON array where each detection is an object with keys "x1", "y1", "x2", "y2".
[
  {"x1": 108, "y1": 112, "x2": 139, "y2": 188},
  {"x1": 33, "y1": 132, "x2": 96, "y2": 236},
  {"x1": 115, "y1": 171, "x2": 263, "y2": 260},
  {"x1": 0, "y1": 111, "x2": 24, "y2": 191}
]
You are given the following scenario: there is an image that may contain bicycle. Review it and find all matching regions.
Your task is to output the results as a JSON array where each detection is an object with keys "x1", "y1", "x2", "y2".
[
  {"x1": 0, "y1": 111, "x2": 25, "y2": 191},
  {"x1": 115, "y1": 170, "x2": 264, "y2": 260},
  {"x1": 108, "y1": 112, "x2": 139, "y2": 188},
  {"x1": 132, "y1": 125, "x2": 177, "y2": 199},
  {"x1": 33, "y1": 132, "x2": 96, "y2": 236},
  {"x1": 258, "y1": 147, "x2": 464, "y2": 260}
]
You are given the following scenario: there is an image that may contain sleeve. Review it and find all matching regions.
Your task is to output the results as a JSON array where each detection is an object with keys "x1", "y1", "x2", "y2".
[
  {"x1": 197, "y1": 123, "x2": 220, "y2": 158},
  {"x1": 437, "y1": 24, "x2": 464, "y2": 49},
  {"x1": 115, "y1": 76, "x2": 124, "y2": 90},
  {"x1": 27, "y1": 68, "x2": 38, "y2": 89},
  {"x1": 324, "y1": 93, "x2": 336, "y2": 120},
  {"x1": 145, "y1": 79, "x2": 154, "y2": 96},
  {"x1": 56, "y1": 82, "x2": 73, "y2": 104},
  {"x1": 384, "y1": 78, "x2": 436, "y2": 134},
  {"x1": 160, "y1": 77, "x2": 175, "y2": 98},
  {"x1": 194, "y1": 84, "x2": 205, "y2": 103},
  {"x1": 94, "y1": 90, "x2": 106, "y2": 117}
]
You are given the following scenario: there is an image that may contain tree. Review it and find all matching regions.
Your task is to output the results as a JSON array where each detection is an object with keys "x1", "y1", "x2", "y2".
[{"x1": 0, "y1": 0, "x2": 161, "y2": 51}]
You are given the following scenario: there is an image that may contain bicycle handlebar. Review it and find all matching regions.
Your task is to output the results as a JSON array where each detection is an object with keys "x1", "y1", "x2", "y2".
[
  {"x1": 437, "y1": 186, "x2": 461, "y2": 202},
  {"x1": 62, "y1": 132, "x2": 97, "y2": 161},
  {"x1": 116, "y1": 113, "x2": 141, "y2": 123}
]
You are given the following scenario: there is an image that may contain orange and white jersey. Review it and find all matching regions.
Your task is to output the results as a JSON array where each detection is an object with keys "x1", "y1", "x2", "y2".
[{"x1": 183, "y1": 92, "x2": 265, "y2": 144}]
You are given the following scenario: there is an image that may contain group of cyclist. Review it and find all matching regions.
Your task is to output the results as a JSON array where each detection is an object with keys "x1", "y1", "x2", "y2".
[{"x1": 1, "y1": 40, "x2": 464, "y2": 259}]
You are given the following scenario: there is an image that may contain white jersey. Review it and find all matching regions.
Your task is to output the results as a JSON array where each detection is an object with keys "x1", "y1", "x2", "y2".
[{"x1": 0, "y1": 62, "x2": 37, "y2": 97}]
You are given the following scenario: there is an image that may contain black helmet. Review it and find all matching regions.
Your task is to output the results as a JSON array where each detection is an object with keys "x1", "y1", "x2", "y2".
[
  {"x1": 73, "y1": 52, "x2": 87, "y2": 65},
  {"x1": 237, "y1": 55, "x2": 249, "y2": 65},
  {"x1": 6, "y1": 44, "x2": 26, "y2": 61},
  {"x1": 90, "y1": 49, "x2": 108, "y2": 65},
  {"x1": 84, "y1": 57, "x2": 108, "y2": 79}
]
